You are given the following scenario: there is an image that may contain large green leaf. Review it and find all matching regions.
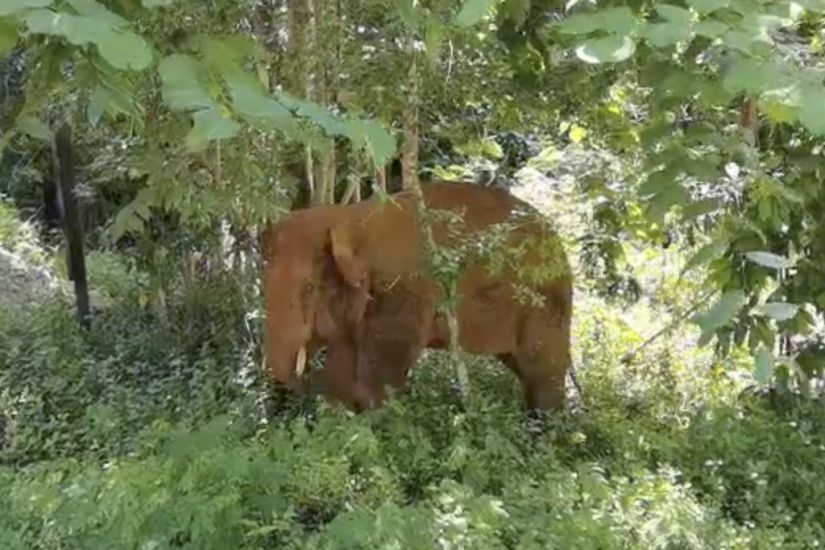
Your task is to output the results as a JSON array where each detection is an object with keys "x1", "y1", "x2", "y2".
[
  {"x1": 692, "y1": 289, "x2": 746, "y2": 335},
  {"x1": 96, "y1": 28, "x2": 152, "y2": 71},
  {"x1": 67, "y1": 0, "x2": 126, "y2": 26},
  {"x1": 798, "y1": 82, "x2": 825, "y2": 136},
  {"x1": 21, "y1": 9, "x2": 151, "y2": 70},
  {"x1": 454, "y1": 0, "x2": 499, "y2": 27},
  {"x1": 557, "y1": 7, "x2": 638, "y2": 36},
  {"x1": 0, "y1": 0, "x2": 52, "y2": 16},
  {"x1": 87, "y1": 83, "x2": 139, "y2": 125},
  {"x1": 754, "y1": 347, "x2": 774, "y2": 383},
  {"x1": 0, "y1": 18, "x2": 17, "y2": 55},
  {"x1": 185, "y1": 107, "x2": 241, "y2": 151},
  {"x1": 345, "y1": 120, "x2": 397, "y2": 166},
  {"x1": 695, "y1": 19, "x2": 729, "y2": 38},
  {"x1": 575, "y1": 35, "x2": 636, "y2": 64},
  {"x1": 640, "y1": 4, "x2": 693, "y2": 47},
  {"x1": 222, "y1": 68, "x2": 298, "y2": 134},
  {"x1": 755, "y1": 302, "x2": 800, "y2": 322},
  {"x1": 682, "y1": 240, "x2": 728, "y2": 274},
  {"x1": 17, "y1": 115, "x2": 51, "y2": 140},
  {"x1": 158, "y1": 54, "x2": 213, "y2": 111},
  {"x1": 744, "y1": 251, "x2": 793, "y2": 269}
]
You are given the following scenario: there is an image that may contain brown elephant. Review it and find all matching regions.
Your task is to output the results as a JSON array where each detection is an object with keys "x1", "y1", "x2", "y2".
[{"x1": 260, "y1": 181, "x2": 573, "y2": 411}]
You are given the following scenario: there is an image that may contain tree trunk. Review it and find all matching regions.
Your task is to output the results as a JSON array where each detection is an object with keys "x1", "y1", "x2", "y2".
[
  {"x1": 401, "y1": 56, "x2": 420, "y2": 191},
  {"x1": 51, "y1": 123, "x2": 91, "y2": 330},
  {"x1": 312, "y1": 0, "x2": 339, "y2": 205},
  {"x1": 288, "y1": 0, "x2": 316, "y2": 204}
]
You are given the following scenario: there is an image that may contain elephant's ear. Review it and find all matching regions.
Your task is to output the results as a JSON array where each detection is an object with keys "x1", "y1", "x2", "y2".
[{"x1": 329, "y1": 224, "x2": 367, "y2": 289}]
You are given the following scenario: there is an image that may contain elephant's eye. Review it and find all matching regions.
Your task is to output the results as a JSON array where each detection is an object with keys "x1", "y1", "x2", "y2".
[{"x1": 304, "y1": 283, "x2": 315, "y2": 293}]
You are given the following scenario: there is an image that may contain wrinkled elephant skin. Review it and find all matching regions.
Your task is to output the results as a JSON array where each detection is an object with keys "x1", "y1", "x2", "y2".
[{"x1": 261, "y1": 182, "x2": 573, "y2": 412}]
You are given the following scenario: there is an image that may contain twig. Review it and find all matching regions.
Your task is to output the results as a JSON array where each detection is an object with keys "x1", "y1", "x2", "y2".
[{"x1": 620, "y1": 287, "x2": 717, "y2": 364}]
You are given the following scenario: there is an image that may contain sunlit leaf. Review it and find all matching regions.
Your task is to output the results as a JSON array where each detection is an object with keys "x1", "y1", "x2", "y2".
[
  {"x1": 142, "y1": 0, "x2": 174, "y2": 6},
  {"x1": 755, "y1": 302, "x2": 800, "y2": 322},
  {"x1": 158, "y1": 54, "x2": 213, "y2": 111},
  {"x1": 744, "y1": 251, "x2": 793, "y2": 269},
  {"x1": 575, "y1": 35, "x2": 636, "y2": 64},
  {"x1": 454, "y1": 0, "x2": 499, "y2": 28},
  {"x1": 0, "y1": 0, "x2": 52, "y2": 16},
  {"x1": 754, "y1": 347, "x2": 774, "y2": 383}
]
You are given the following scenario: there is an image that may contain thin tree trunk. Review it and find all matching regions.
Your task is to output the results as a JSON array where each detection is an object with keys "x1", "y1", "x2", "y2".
[
  {"x1": 401, "y1": 47, "x2": 468, "y2": 400},
  {"x1": 288, "y1": 0, "x2": 316, "y2": 204},
  {"x1": 401, "y1": 56, "x2": 419, "y2": 191},
  {"x1": 52, "y1": 123, "x2": 90, "y2": 330},
  {"x1": 312, "y1": 0, "x2": 340, "y2": 205}
]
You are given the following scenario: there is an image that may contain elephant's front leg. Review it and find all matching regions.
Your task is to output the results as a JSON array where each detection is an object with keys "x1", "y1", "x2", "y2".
[
  {"x1": 312, "y1": 340, "x2": 377, "y2": 412},
  {"x1": 355, "y1": 288, "x2": 435, "y2": 408}
]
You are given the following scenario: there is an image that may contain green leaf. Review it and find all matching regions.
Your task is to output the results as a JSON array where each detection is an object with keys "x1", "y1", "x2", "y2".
[
  {"x1": 687, "y1": 0, "x2": 729, "y2": 13},
  {"x1": 692, "y1": 289, "x2": 746, "y2": 334},
  {"x1": 96, "y1": 28, "x2": 152, "y2": 71},
  {"x1": 17, "y1": 115, "x2": 51, "y2": 140},
  {"x1": 454, "y1": 0, "x2": 499, "y2": 28},
  {"x1": 142, "y1": 0, "x2": 173, "y2": 6},
  {"x1": 695, "y1": 19, "x2": 728, "y2": 38},
  {"x1": 185, "y1": 107, "x2": 240, "y2": 151},
  {"x1": 755, "y1": 302, "x2": 800, "y2": 322},
  {"x1": 722, "y1": 57, "x2": 786, "y2": 96},
  {"x1": 798, "y1": 82, "x2": 825, "y2": 136},
  {"x1": 683, "y1": 240, "x2": 728, "y2": 274},
  {"x1": 0, "y1": 0, "x2": 52, "y2": 17},
  {"x1": 66, "y1": 0, "x2": 126, "y2": 26},
  {"x1": 575, "y1": 35, "x2": 636, "y2": 64},
  {"x1": 345, "y1": 119, "x2": 397, "y2": 167},
  {"x1": 158, "y1": 54, "x2": 213, "y2": 111},
  {"x1": 0, "y1": 18, "x2": 18, "y2": 55},
  {"x1": 641, "y1": 4, "x2": 693, "y2": 47},
  {"x1": 87, "y1": 83, "x2": 138, "y2": 125},
  {"x1": 744, "y1": 251, "x2": 793, "y2": 269},
  {"x1": 21, "y1": 9, "x2": 151, "y2": 70},
  {"x1": 557, "y1": 7, "x2": 638, "y2": 36},
  {"x1": 222, "y1": 69, "x2": 299, "y2": 135},
  {"x1": 645, "y1": 180, "x2": 688, "y2": 223},
  {"x1": 754, "y1": 347, "x2": 774, "y2": 383}
]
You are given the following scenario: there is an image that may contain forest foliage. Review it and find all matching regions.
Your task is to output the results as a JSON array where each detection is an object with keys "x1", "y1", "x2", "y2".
[{"x1": 2, "y1": 0, "x2": 825, "y2": 547}]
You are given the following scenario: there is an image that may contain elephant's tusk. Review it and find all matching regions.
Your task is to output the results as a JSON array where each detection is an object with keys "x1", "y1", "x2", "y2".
[{"x1": 295, "y1": 346, "x2": 307, "y2": 377}]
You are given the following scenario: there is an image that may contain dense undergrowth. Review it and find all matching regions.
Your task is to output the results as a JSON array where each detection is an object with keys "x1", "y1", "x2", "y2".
[
  {"x1": 2, "y1": 263, "x2": 825, "y2": 548},
  {"x1": 2, "y1": 203, "x2": 825, "y2": 548}
]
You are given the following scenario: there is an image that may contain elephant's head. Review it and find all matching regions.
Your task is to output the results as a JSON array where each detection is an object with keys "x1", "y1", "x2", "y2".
[{"x1": 261, "y1": 215, "x2": 371, "y2": 389}]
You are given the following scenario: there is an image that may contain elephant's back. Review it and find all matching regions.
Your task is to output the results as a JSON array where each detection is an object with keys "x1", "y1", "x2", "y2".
[{"x1": 420, "y1": 182, "x2": 528, "y2": 228}]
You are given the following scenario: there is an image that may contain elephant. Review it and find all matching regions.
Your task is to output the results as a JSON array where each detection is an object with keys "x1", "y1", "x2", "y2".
[{"x1": 260, "y1": 181, "x2": 573, "y2": 412}]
